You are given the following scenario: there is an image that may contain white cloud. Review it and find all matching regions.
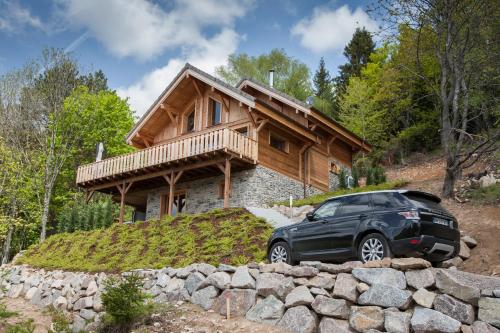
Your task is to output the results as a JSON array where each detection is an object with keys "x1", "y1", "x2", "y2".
[
  {"x1": 58, "y1": 0, "x2": 253, "y2": 61},
  {"x1": 291, "y1": 5, "x2": 378, "y2": 54},
  {"x1": 117, "y1": 28, "x2": 240, "y2": 116},
  {"x1": 0, "y1": 0, "x2": 46, "y2": 33}
]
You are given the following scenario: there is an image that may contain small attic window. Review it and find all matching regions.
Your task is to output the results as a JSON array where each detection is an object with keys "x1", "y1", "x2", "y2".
[
  {"x1": 269, "y1": 132, "x2": 289, "y2": 153},
  {"x1": 186, "y1": 111, "x2": 195, "y2": 133},
  {"x1": 209, "y1": 98, "x2": 222, "y2": 126}
]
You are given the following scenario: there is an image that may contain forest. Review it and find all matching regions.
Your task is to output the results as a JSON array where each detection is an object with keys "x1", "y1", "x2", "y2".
[{"x1": 0, "y1": 0, "x2": 498, "y2": 263}]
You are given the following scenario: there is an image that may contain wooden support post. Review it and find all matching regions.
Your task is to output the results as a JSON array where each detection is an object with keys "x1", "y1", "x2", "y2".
[
  {"x1": 163, "y1": 170, "x2": 184, "y2": 215},
  {"x1": 116, "y1": 181, "x2": 134, "y2": 224},
  {"x1": 224, "y1": 158, "x2": 231, "y2": 208},
  {"x1": 85, "y1": 189, "x2": 95, "y2": 204}
]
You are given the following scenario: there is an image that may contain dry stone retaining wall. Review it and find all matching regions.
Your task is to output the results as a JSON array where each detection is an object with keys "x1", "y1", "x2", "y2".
[{"x1": 1, "y1": 258, "x2": 500, "y2": 333}]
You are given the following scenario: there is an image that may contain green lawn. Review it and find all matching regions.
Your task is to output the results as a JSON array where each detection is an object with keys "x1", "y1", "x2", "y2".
[
  {"x1": 17, "y1": 208, "x2": 273, "y2": 273},
  {"x1": 277, "y1": 180, "x2": 408, "y2": 207}
]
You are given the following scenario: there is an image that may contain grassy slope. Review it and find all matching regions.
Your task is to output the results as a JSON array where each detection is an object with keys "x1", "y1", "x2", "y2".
[
  {"x1": 17, "y1": 208, "x2": 273, "y2": 273},
  {"x1": 281, "y1": 180, "x2": 408, "y2": 207}
]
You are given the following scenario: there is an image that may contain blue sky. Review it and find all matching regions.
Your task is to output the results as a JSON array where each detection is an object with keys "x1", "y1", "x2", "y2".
[{"x1": 0, "y1": 0, "x2": 379, "y2": 116}]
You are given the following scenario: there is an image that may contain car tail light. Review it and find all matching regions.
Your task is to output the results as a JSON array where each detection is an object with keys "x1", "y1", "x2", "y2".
[
  {"x1": 398, "y1": 211, "x2": 420, "y2": 220},
  {"x1": 410, "y1": 239, "x2": 421, "y2": 245}
]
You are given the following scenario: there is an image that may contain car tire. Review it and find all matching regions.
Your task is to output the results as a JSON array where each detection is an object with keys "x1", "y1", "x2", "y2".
[
  {"x1": 358, "y1": 233, "x2": 392, "y2": 263},
  {"x1": 268, "y1": 241, "x2": 293, "y2": 264}
]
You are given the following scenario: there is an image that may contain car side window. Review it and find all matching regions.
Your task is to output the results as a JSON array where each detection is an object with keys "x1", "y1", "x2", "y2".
[
  {"x1": 336, "y1": 195, "x2": 371, "y2": 216},
  {"x1": 312, "y1": 200, "x2": 342, "y2": 220},
  {"x1": 371, "y1": 193, "x2": 405, "y2": 209}
]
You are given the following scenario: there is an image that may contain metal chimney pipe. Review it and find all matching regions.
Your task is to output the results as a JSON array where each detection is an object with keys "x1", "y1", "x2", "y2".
[{"x1": 269, "y1": 69, "x2": 274, "y2": 87}]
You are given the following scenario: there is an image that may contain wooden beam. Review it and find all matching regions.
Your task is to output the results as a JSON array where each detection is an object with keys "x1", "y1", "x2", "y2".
[
  {"x1": 223, "y1": 158, "x2": 231, "y2": 208},
  {"x1": 327, "y1": 135, "x2": 337, "y2": 155},
  {"x1": 216, "y1": 163, "x2": 226, "y2": 174},
  {"x1": 174, "y1": 170, "x2": 184, "y2": 183},
  {"x1": 192, "y1": 79, "x2": 202, "y2": 97},
  {"x1": 85, "y1": 189, "x2": 95, "y2": 204},
  {"x1": 168, "y1": 171, "x2": 174, "y2": 215},
  {"x1": 242, "y1": 106, "x2": 257, "y2": 127},
  {"x1": 256, "y1": 119, "x2": 268, "y2": 133},
  {"x1": 116, "y1": 181, "x2": 133, "y2": 224}
]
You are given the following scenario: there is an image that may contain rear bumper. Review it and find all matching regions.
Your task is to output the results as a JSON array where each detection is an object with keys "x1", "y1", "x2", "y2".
[{"x1": 391, "y1": 235, "x2": 459, "y2": 261}]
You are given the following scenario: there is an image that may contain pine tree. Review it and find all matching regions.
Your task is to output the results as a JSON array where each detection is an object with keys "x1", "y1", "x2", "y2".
[
  {"x1": 335, "y1": 27, "x2": 375, "y2": 94},
  {"x1": 313, "y1": 58, "x2": 336, "y2": 118}
]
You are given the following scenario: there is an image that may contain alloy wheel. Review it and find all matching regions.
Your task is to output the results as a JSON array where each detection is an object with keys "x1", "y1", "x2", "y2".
[
  {"x1": 361, "y1": 238, "x2": 384, "y2": 262},
  {"x1": 271, "y1": 245, "x2": 288, "y2": 263}
]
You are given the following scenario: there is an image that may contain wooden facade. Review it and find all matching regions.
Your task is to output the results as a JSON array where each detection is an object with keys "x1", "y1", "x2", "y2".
[{"x1": 76, "y1": 64, "x2": 370, "y2": 222}]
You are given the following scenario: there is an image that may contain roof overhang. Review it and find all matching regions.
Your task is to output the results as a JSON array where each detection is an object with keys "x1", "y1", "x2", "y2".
[
  {"x1": 238, "y1": 79, "x2": 312, "y2": 115},
  {"x1": 126, "y1": 65, "x2": 256, "y2": 145}
]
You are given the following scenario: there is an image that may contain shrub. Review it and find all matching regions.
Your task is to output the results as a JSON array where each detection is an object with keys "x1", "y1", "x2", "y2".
[
  {"x1": 351, "y1": 167, "x2": 360, "y2": 188},
  {"x1": 5, "y1": 320, "x2": 35, "y2": 333},
  {"x1": 100, "y1": 274, "x2": 153, "y2": 332},
  {"x1": 338, "y1": 168, "x2": 348, "y2": 189},
  {"x1": 0, "y1": 303, "x2": 17, "y2": 318},
  {"x1": 48, "y1": 307, "x2": 72, "y2": 333}
]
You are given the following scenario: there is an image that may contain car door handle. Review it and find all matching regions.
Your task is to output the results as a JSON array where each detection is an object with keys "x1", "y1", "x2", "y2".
[{"x1": 359, "y1": 214, "x2": 368, "y2": 219}]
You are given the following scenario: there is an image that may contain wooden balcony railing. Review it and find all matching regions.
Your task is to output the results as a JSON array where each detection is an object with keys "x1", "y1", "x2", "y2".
[{"x1": 76, "y1": 128, "x2": 258, "y2": 184}]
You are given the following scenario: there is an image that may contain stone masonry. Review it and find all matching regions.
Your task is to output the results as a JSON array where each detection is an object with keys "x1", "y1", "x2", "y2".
[{"x1": 146, "y1": 165, "x2": 326, "y2": 220}]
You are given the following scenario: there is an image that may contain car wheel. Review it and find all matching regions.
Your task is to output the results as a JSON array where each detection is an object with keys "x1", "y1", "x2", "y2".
[
  {"x1": 358, "y1": 233, "x2": 392, "y2": 263},
  {"x1": 269, "y1": 241, "x2": 292, "y2": 264}
]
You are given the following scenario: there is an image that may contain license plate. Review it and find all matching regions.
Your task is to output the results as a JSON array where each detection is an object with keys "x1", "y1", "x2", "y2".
[{"x1": 433, "y1": 217, "x2": 450, "y2": 227}]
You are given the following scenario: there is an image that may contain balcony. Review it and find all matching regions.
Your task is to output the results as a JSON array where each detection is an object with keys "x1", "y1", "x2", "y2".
[{"x1": 76, "y1": 127, "x2": 258, "y2": 186}]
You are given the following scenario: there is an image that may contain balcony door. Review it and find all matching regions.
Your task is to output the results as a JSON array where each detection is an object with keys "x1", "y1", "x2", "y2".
[{"x1": 160, "y1": 191, "x2": 186, "y2": 217}]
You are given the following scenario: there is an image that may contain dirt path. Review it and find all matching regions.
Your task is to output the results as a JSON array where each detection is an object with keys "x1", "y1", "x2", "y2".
[
  {"x1": 0, "y1": 298, "x2": 52, "y2": 333},
  {"x1": 387, "y1": 156, "x2": 500, "y2": 276}
]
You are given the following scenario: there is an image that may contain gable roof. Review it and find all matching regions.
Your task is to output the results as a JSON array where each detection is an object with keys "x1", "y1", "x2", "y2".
[
  {"x1": 126, "y1": 63, "x2": 256, "y2": 144},
  {"x1": 237, "y1": 77, "x2": 312, "y2": 114}
]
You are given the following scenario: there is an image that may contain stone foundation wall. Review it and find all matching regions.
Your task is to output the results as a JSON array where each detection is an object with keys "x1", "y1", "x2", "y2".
[
  {"x1": 146, "y1": 165, "x2": 325, "y2": 220},
  {"x1": 2, "y1": 259, "x2": 499, "y2": 333}
]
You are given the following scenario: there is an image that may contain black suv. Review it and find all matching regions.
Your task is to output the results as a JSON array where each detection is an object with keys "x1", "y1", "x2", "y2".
[{"x1": 267, "y1": 190, "x2": 460, "y2": 264}]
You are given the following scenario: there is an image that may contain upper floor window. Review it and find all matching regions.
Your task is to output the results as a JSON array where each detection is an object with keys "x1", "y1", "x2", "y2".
[
  {"x1": 235, "y1": 126, "x2": 249, "y2": 137},
  {"x1": 209, "y1": 98, "x2": 222, "y2": 126},
  {"x1": 186, "y1": 111, "x2": 195, "y2": 133},
  {"x1": 270, "y1": 132, "x2": 289, "y2": 153}
]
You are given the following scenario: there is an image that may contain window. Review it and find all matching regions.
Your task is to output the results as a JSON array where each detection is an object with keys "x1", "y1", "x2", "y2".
[
  {"x1": 371, "y1": 192, "x2": 407, "y2": 209},
  {"x1": 186, "y1": 111, "x2": 195, "y2": 133},
  {"x1": 209, "y1": 98, "x2": 222, "y2": 126},
  {"x1": 312, "y1": 200, "x2": 342, "y2": 220},
  {"x1": 269, "y1": 133, "x2": 289, "y2": 153},
  {"x1": 336, "y1": 195, "x2": 371, "y2": 216}
]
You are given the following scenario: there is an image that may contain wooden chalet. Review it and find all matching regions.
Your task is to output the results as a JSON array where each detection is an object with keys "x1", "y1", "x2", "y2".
[{"x1": 76, "y1": 64, "x2": 370, "y2": 223}]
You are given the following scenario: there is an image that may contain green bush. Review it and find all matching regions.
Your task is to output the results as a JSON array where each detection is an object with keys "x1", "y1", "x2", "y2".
[
  {"x1": 57, "y1": 196, "x2": 115, "y2": 233},
  {"x1": 48, "y1": 307, "x2": 72, "y2": 333},
  {"x1": 100, "y1": 274, "x2": 153, "y2": 332},
  {"x1": 338, "y1": 168, "x2": 348, "y2": 189},
  {"x1": 366, "y1": 166, "x2": 386, "y2": 186},
  {"x1": 351, "y1": 167, "x2": 360, "y2": 188},
  {"x1": 5, "y1": 320, "x2": 35, "y2": 333}
]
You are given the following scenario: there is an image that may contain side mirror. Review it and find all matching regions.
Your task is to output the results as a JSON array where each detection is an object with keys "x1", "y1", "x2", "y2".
[{"x1": 306, "y1": 212, "x2": 315, "y2": 221}]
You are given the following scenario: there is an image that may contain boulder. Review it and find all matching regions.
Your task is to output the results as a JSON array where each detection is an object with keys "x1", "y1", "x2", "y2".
[
  {"x1": 8, "y1": 284, "x2": 24, "y2": 298},
  {"x1": 51, "y1": 279, "x2": 64, "y2": 290},
  {"x1": 459, "y1": 241, "x2": 471, "y2": 260},
  {"x1": 462, "y1": 236, "x2": 478, "y2": 249},
  {"x1": 256, "y1": 272, "x2": 295, "y2": 301},
  {"x1": 198, "y1": 271, "x2": 231, "y2": 290},
  {"x1": 318, "y1": 318, "x2": 355, "y2": 333},
  {"x1": 93, "y1": 294, "x2": 103, "y2": 312},
  {"x1": 478, "y1": 297, "x2": 500, "y2": 328},
  {"x1": 85, "y1": 280, "x2": 98, "y2": 296},
  {"x1": 384, "y1": 309, "x2": 411, "y2": 333},
  {"x1": 333, "y1": 273, "x2": 359, "y2": 302},
  {"x1": 311, "y1": 295, "x2": 350, "y2": 319},
  {"x1": 352, "y1": 268, "x2": 407, "y2": 289},
  {"x1": 25, "y1": 287, "x2": 40, "y2": 300},
  {"x1": 412, "y1": 288, "x2": 436, "y2": 308},
  {"x1": 231, "y1": 266, "x2": 255, "y2": 289},
  {"x1": 164, "y1": 277, "x2": 185, "y2": 293},
  {"x1": 246, "y1": 295, "x2": 285, "y2": 325},
  {"x1": 300, "y1": 261, "x2": 323, "y2": 269},
  {"x1": 411, "y1": 307, "x2": 461, "y2": 333},
  {"x1": 195, "y1": 263, "x2": 217, "y2": 276},
  {"x1": 320, "y1": 261, "x2": 363, "y2": 274},
  {"x1": 471, "y1": 321, "x2": 500, "y2": 333},
  {"x1": 479, "y1": 174, "x2": 496, "y2": 188},
  {"x1": 287, "y1": 266, "x2": 319, "y2": 278},
  {"x1": 363, "y1": 258, "x2": 392, "y2": 268},
  {"x1": 176, "y1": 264, "x2": 197, "y2": 278},
  {"x1": 349, "y1": 306, "x2": 384, "y2": 332},
  {"x1": 358, "y1": 284, "x2": 412, "y2": 309},
  {"x1": 185, "y1": 272, "x2": 205, "y2": 295},
  {"x1": 310, "y1": 287, "x2": 330, "y2": 297},
  {"x1": 191, "y1": 286, "x2": 219, "y2": 310},
  {"x1": 391, "y1": 258, "x2": 431, "y2": 271},
  {"x1": 306, "y1": 275, "x2": 335, "y2": 289},
  {"x1": 81, "y1": 276, "x2": 94, "y2": 289},
  {"x1": 54, "y1": 296, "x2": 68, "y2": 310},
  {"x1": 435, "y1": 269, "x2": 481, "y2": 305},
  {"x1": 260, "y1": 262, "x2": 292, "y2": 274},
  {"x1": 434, "y1": 294, "x2": 475, "y2": 325},
  {"x1": 277, "y1": 305, "x2": 318, "y2": 333},
  {"x1": 494, "y1": 290, "x2": 500, "y2": 298},
  {"x1": 357, "y1": 282, "x2": 370, "y2": 293},
  {"x1": 405, "y1": 268, "x2": 435, "y2": 290},
  {"x1": 213, "y1": 289, "x2": 257, "y2": 317},
  {"x1": 285, "y1": 285, "x2": 314, "y2": 308},
  {"x1": 79, "y1": 308, "x2": 96, "y2": 321},
  {"x1": 72, "y1": 315, "x2": 86, "y2": 333},
  {"x1": 218, "y1": 264, "x2": 236, "y2": 273},
  {"x1": 73, "y1": 296, "x2": 93, "y2": 311},
  {"x1": 441, "y1": 257, "x2": 464, "y2": 268},
  {"x1": 156, "y1": 273, "x2": 170, "y2": 288}
]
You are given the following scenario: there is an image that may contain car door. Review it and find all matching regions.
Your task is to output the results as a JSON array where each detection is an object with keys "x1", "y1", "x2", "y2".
[
  {"x1": 329, "y1": 194, "x2": 372, "y2": 259},
  {"x1": 290, "y1": 199, "x2": 342, "y2": 261}
]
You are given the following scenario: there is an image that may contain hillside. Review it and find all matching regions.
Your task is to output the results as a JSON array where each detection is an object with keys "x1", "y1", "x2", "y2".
[{"x1": 17, "y1": 208, "x2": 273, "y2": 273}]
